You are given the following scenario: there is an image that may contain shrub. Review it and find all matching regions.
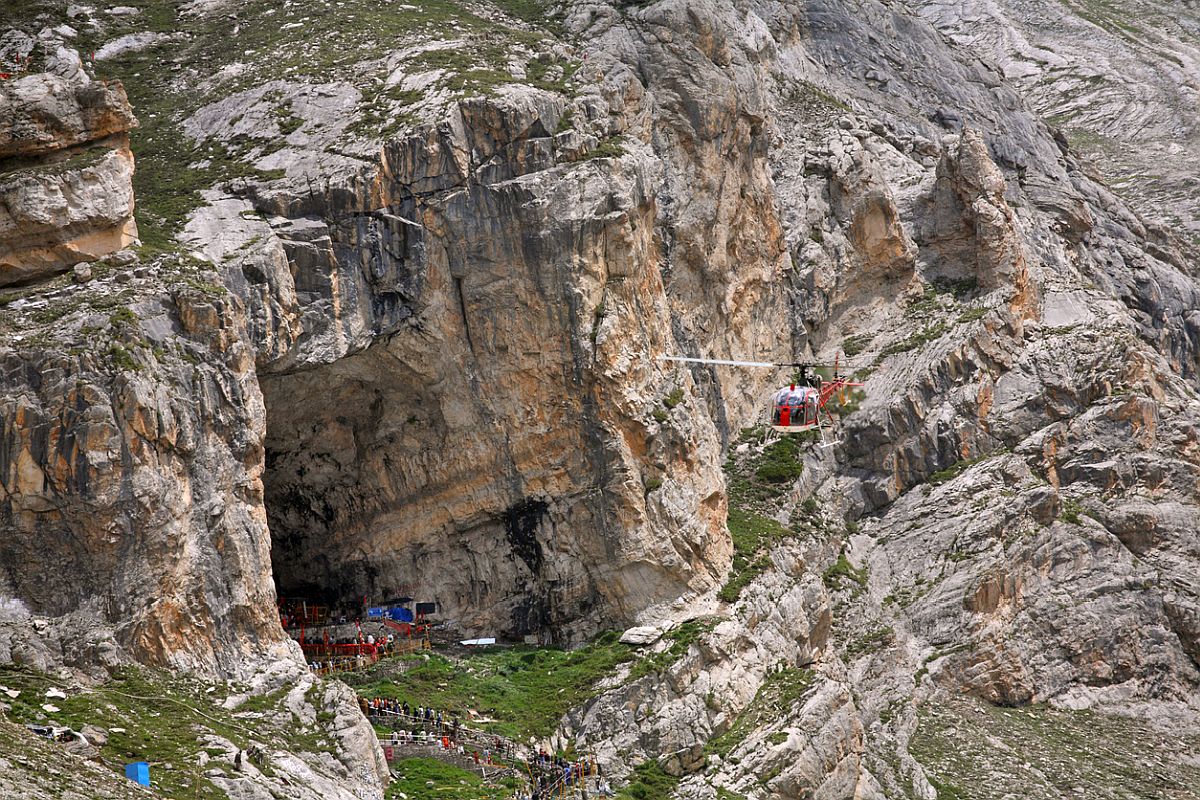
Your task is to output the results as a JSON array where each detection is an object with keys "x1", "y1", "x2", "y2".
[{"x1": 754, "y1": 437, "x2": 804, "y2": 484}]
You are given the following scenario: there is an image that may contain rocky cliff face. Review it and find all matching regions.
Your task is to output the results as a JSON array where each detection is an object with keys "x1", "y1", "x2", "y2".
[
  {"x1": 187, "y1": 84, "x2": 739, "y2": 642},
  {"x1": 1, "y1": 0, "x2": 1199, "y2": 798},
  {"x1": 551, "y1": 0, "x2": 1200, "y2": 797},
  {"x1": 0, "y1": 30, "x2": 139, "y2": 285},
  {"x1": 911, "y1": 0, "x2": 1200, "y2": 250}
]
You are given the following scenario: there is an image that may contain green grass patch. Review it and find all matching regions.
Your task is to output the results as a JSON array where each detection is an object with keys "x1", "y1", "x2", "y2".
[
  {"x1": 628, "y1": 618, "x2": 720, "y2": 680},
  {"x1": 841, "y1": 333, "x2": 871, "y2": 357},
  {"x1": 735, "y1": 426, "x2": 765, "y2": 445},
  {"x1": 705, "y1": 667, "x2": 814, "y2": 759},
  {"x1": 615, "y1": 759, "x2": 680, "y2": 800},
  {"x1": 556, "y1": 106, "x2": 576, "y2": 134},
  {"x1": 718, "y1": 432, "x2": 826, "y2": 602},
  {"x1": 108, "y1": 306, "x2": 138, "y2": 328},
  {"x1": 348, "y1": 86, "x2": 422, "y2": 139},
  {"x1": 753, "y1": 437, "x2": 804, "y2": 484},
  {"x1": 716, "y1": 790, "x2": 750, "y2": 800},
  {"x1": 926, "y1": 451, "x2": 1002, "y2": 486},
  {"x1": 878, "y1": 322, "x2": 948, "y2": 358},
  {"x1": 580, "y1": 136, "x2": 626, "y2": 161},
  {"x1": 108, "y1": 344, "x2": 141, "y2": 372},
  {"x1": 906, "y1": 286, "x2": 946, "y2": 318},
  {"x1": 408, "y1": 48, "x2": 514, "y2": 94},
  {"x1": 822, "y1": 550, "x2": 867, "y2": 592},
  {"x1": 725, "y1": 438, "x2": 813, "y2": 510},
  {"x1": 526, "y1": 56, "x2": 580, "y2": 93},
  {"x1": 844, "y1": 626, "x2": 894, "y2": 659},
  {"x1": 717, "y1": 508, "x2": 792, "y2": 603},
  {"x1": 0, "y1": 665, "x2": 339, "y2": 800},
  {"x1": 387, "y1": 757, "x2": 519, "y2": 800},
  {"x1": 491, "y1": 0, "x2": 553, "y2": 24},
  {"x1": 345, "y1": 634, "x2": 633, "y2": 741}
]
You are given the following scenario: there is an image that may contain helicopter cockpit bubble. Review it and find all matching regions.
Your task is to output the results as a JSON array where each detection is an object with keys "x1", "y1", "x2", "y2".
[{"x1": 771, "y1": 384, "x2": 819, "y2": 428}]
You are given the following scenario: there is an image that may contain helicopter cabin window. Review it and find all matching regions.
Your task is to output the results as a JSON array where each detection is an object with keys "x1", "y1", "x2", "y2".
[{"x1": 771, "y1": 385, "x2": 818, "y2": 428}]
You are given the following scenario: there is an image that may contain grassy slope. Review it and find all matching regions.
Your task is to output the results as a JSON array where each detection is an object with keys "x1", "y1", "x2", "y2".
[
  {"x1": 910, "y1": 697, "x2": 1200, "y2": 800},
  {"x1": 0, "y1": 713, "x2": 155, "y2": 800},
  {"x1": 387, "y1": 757, "x2": 520, "y2": 800},
  {"x1": 346, "y1": 636, "x2": 634, "y2": 742},
  {"x1": 718, "y1": 429, "x2": 837, "y2": 602},
  {"x1": 0, "y1": 665, "x2": 341, "y2": 800}
]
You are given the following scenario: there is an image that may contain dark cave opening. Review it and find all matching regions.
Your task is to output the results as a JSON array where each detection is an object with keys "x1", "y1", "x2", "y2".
[
  {"x1": 257, "y1": 340, "x2": 565, "y2": 639},
  {"x1": 259, "y1": 344, "x2": 431, "y2": 620}
]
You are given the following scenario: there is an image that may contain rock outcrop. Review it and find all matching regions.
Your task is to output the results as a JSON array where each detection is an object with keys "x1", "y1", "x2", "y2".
[
  {"x1": 551, "y1": 1, "x2": 1200, "y2": 797},
  {"x1": 0, "y1": 71, "x2": 138, "y2": 285},
  {"x1": 910, "y1": 0, "x2": 1200, "y2": 248},
  {"x1": 186, "y1": 87, "x2": 736, "y2": 642}
]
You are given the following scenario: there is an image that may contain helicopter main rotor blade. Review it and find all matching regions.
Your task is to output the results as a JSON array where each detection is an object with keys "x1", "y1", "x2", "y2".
[{"x1": 658, "y1": 356, "x2": 812, "y2": 369}]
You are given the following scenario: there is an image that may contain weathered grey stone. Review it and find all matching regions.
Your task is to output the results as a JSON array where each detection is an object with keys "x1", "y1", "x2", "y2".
[
  {"x1": 0, "y1": 1, "x2": 1199, "y2": 799},
  {"x1": 0, "y1": 69, "x2": 138, "y2": 285},
  {"x1": 619, "y1": 626, "x2": 662, "y2": 646}
]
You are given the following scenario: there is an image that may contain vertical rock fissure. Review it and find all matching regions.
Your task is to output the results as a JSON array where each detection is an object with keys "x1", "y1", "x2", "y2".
[{"x1": 454, "y1": 276, "x2": 474, "y2": 352}]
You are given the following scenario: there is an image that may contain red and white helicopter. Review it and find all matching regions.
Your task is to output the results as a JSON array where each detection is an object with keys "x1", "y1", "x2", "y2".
[{"x1": 659, "y1": 353, "x2": 864, "y2": 439}]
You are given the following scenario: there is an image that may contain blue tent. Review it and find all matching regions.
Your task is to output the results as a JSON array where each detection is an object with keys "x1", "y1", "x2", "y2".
[{"x1": 387, "y1": 607, "x2": 414, "y2": 623}]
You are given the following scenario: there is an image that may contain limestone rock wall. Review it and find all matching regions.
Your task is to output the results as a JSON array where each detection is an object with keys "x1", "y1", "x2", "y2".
[
  {"x1": 554, "y1": 1, "x2": 1200, "y2": 797},
  {"x1": 186, "y1": 84, "x2": 741, "y2": 641},
  {"x1": 910, "y1": 0, "x2": 1200, "y2": 243},
  {"x1": 0, "y1": 285, "x2": 289, "y2": 677},
  {"x1": 0, "y1": 72, "x2": 138, "y2": 285},
  {"x1": 0, "y1": 1, "x2": 1199, "y2": 797}
]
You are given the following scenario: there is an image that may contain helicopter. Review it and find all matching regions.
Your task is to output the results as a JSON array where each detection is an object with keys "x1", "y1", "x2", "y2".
[{"x1": 658, "y1": 353, "x2": 864, "y2": 438}]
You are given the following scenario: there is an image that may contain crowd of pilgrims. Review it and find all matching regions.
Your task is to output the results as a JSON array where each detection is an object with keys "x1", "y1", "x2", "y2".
[
  {"x1": 361, "y1": 697, "x2": 613, "y2": 797},
  {"x1": 363, "y1": 697, "x2": 456, "y2": 733}
]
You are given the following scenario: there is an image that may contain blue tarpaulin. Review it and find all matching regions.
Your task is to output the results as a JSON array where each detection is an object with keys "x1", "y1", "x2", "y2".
[{"x1": 387, "y1": 607, "x2": 414, "y2": 622}]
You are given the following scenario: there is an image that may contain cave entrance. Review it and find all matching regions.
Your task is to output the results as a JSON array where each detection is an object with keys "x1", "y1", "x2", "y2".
[
  {"x1": 260, "y1": 343, "x2": 438, "y2": 624},
  {"x1": 258, "y1": 340, "x2": 565, "y2": 639}
]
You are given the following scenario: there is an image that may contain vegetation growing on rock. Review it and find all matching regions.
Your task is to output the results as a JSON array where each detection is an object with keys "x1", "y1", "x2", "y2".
[{"x1": 346, "y1": 637, "x2": 634, "y2": 741}]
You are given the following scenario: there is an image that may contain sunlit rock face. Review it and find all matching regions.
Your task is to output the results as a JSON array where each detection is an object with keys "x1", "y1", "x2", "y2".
[
  {"x1": 0, "y1": 73, "x2": 138, "y2": 285},
  {"x1": 244, "y1": 94, "x2": 741, "y2": 642}
]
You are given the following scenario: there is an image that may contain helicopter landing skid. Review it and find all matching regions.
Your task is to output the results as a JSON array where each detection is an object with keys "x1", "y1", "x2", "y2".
[{"x1": 769, "y1": 424, "x2": 819, "y2": 434}]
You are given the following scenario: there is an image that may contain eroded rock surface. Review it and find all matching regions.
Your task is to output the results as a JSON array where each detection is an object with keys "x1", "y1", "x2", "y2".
[{"x1": 0, "y1": 68, "x2": 138, "y2": 284}]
